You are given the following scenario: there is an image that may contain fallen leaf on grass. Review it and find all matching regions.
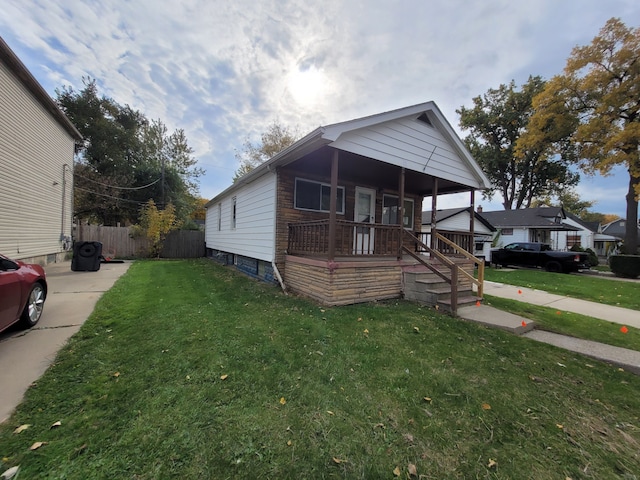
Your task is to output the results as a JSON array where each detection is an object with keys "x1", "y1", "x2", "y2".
[
  {"x1": 423, "y1": 397, "x2": 432, "y2": 403},
  {"x1": 481, "y1": 403, "x2": 491, "y2": 410},
  {"x1": 393, "y1": 466, "x2": 401, "y2": 476},
  {"x1": 51, "y1": 421, "x2": 62, "y2": 429},
  {"x1": 413, "y1": 326, "x2": 420, "y2": 333},
  {"x1": 327, "y1": 411, "x2": 335, "y2": 415},
  {"x1": 408, "y1": 463, "x2": 418, "y2": 476},
  {"x1": 279, "y1": 397, "x2": 287, "y2": 405},
  {"x1": 29, "y1": 442, "x2": 48, "y2": 451},
  {"x1": 220, "y1": 374, "x2": 228, "y2": 380},
  {"x1": 556, "y1": 424, "x2": 564, "y2": 429},
  {"x1": 0, "y1": 466, "x2": 19, "y2": 479},
  {"x1": 287, "y1": 440, "x2": 292, "y2": 446},
  {"x1": 113, "y1": 372, "x2": 120, "y2": 378},
  {"x1": 13, "y1": 425, "x2": 30, "y2": 434},
  {"x1": 333, "y1": 457, "x2": 344, "y2": 464},
  {"x1": 487, "y1": 458, "x2": 497, "y2": 469},
  {"x1": 620, "y1": 326, "x2": 628, "y2": 334}
]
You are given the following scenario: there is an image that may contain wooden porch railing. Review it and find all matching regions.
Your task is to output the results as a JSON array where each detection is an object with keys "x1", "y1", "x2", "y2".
[
  {"x1": 287, "y1": 221, "x2": 484, "y2": 314},
  {"x1": 288, "y1": 220, "x2": 405, "y2": 257},
  {"x1": 415, "y1": 230, "x2": 473, "y2": 254}
]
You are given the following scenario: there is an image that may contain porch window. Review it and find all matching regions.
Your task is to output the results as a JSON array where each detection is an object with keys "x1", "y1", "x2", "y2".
[
  {"x1": 382, "y1": 195, "x2": 414, "y2": 229},
  {"x1": 294, "y1": 178, "x2": 344, "y2": 214}
]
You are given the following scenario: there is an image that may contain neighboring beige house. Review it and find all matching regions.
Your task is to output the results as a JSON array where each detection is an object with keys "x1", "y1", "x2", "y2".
[{"x1": 0, "y1": 37, "x2": 82, "y2": 264}]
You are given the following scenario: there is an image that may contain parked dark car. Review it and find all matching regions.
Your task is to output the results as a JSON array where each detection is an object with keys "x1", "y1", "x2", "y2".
[
  {"x1": 490, "y1": 242, "x2": 590, "y2": 273},
  {"x1": 0, "y1": 253, "x2": 47, "y2": 333}
]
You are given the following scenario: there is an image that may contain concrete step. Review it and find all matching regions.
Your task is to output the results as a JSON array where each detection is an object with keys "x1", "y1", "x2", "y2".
[
  {"x1": 456, "y1": 304, "x2": 536, "y2": 335},
  {"x1": 438, "y1": 294, "x2": 480, "y2": 310}
]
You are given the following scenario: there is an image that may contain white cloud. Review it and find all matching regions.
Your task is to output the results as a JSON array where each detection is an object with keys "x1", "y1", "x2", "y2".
[{"x1": 1, "y1": 0, "x2": 638, "y2": 214}]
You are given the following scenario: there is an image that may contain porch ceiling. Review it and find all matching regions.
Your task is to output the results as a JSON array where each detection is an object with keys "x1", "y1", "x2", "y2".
[{"x1": 289, "y1": 146, "x2": 472, "y2": 196}]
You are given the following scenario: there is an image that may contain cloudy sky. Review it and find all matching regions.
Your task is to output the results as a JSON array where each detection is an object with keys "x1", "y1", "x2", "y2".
[{"x1": 2, "y1": 0, "x2": 638, "y2": 217}]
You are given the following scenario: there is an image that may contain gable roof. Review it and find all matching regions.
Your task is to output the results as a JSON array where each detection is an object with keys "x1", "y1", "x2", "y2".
[
  {"x1": 0, "y1": 36, "x2": 82, "y2": 142},
  {"x1": 602, "y1": 219, "x2": 640, "y2": 240},
  {"x1": 206, "y1": 101, "x2": 491, "y2": 207},
  {"x1": 480, "y1": 207, "x2": 580, "y2": 231},
  {"x1": 421, "y1": 207, "x2": 496, "y2": 231}
]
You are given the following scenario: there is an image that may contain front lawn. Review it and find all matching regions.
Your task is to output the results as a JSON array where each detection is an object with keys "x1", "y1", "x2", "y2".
[
  {"x1": 1, "y1": 260, "x2": 639, "y2": 479},
  {"x1": 484, "y1": 267, "x2": 640, "y2": 311}
]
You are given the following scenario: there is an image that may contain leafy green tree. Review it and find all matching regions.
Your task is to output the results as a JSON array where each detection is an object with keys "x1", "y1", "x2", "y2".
[
  {"x1": 233, "y1": 121, "x2": 299, "y2": 182},
  {"x1": 56, "y1": 78, "x2": 203, "y2": 226},
  {"x1": 519, "y1": 18, "x2": 640, "y2": 252},
  {"x1": 532, "y1": 189, "x2": 595, "y2": 218},
  {"x1": 457, "y1": 76, "x2": 579, "y2": 210}
]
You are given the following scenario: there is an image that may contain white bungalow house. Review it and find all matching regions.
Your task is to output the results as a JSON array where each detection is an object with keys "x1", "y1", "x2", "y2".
[
  {"x1": 421, "y1": 207, "x2": 497, "y2": 260},
  {"x1": 0, "y1": 37, "x2": 82, "y2": 264},
  {"x1": 205, "y1": 102, "x2": 492, "y2": 313},
  {"x1": 480, "y1": 207, "x2": 618, "y2": 258}
]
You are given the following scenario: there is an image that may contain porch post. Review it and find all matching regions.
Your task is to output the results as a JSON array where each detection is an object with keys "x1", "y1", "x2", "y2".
[
  {"x1": 328, "y1": 149, "x2": 339, "y2": 261},
  {"x1": 470, "y1": 189, "x2": 475, "y2": 252},
  {"x1": 430, "y1": 177, "x2": 438, "y2": 250},
  {"x1": 397, "y1": 167, "x2": 405, "y2": 260}
]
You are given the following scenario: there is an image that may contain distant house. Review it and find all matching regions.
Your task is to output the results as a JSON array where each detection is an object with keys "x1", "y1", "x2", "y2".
[
  {"x1": 205, "y1": 102, "x2": 492, "y2": 312},
  {"x1": 421, "y1": 207, "x2": 496, "y2": 260},
  {"x1": 480, "y1": 207, "x2": 583, "y2": 251},
  {"x1": 0, "y1": 37, "x2": 82, "y2": 264},
  {"x1": 600, "y1": 219, "x2": 640, "y2": 254}
]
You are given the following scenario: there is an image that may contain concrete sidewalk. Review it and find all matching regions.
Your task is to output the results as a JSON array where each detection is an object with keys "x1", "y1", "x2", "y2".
[
  {"x1": 457, "y1": 279, "x2": 640, "y2": 375},
  {"x1": 0, "y1": 260, "x2": 131, "y2": 423}
]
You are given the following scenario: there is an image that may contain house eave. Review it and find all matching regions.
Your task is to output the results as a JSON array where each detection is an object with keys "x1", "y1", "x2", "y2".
[{"x1": 0, "y1": 36, "x2": 83, "y2": 142}]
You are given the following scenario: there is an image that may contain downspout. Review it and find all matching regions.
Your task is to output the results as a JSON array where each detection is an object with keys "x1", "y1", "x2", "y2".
[{"x1": 272, "y1": 261, "x2": 287, "y2": 294}]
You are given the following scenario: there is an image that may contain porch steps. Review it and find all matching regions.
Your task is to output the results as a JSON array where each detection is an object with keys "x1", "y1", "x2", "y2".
[{"x1": 403, "y1": 265, "x2": 479, "y2": 313}]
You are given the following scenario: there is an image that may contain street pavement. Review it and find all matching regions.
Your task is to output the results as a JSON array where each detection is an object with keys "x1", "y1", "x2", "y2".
[{"x1": 0, "y1": 261, "x2": 130, "y2": 424}]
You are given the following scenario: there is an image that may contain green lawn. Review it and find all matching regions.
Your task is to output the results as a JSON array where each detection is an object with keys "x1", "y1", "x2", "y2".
[
  {"x1": 1, "y1": 260, "x2": 640, "y2": 479},
  {"x1": 484, "y1": 267, "x2": 640, "y2": 311}
]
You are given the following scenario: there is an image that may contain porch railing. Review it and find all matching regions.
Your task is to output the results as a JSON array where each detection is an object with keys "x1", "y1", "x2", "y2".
[
  {"x1": 416, "y1": 230, "x2": 473, "y2": 254},
  {"x1": 288, "y1": 220, "x2": 405, "y2": 257}
]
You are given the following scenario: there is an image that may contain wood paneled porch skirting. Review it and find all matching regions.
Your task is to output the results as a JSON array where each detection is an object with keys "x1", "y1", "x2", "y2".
[{"x1": 284, "y1": 255, "x2": 407, "y2": 306}]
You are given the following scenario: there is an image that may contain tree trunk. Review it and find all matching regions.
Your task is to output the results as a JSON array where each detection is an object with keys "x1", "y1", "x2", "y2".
[{"x1": 624, "y1": 171, "x2": 639, "y2": 254}]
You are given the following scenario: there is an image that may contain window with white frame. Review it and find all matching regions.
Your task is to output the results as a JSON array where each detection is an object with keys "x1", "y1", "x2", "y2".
[
  {"x1": 382, "y1": 195, "x2": 414, "y2": 229},
  {"x1": 294, "y1": 178, "x2": 345, "y2": 214},
  {"x1": 231, "y1": 197, "x2": 237, "y2": 229}
]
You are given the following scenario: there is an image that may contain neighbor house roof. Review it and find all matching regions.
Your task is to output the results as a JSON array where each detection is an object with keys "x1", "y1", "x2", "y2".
[
  {"x1": 421, "y1": 207, "x2": 496, "y2": 232},
  {"x1": 206, "y1": 101, "x2": 492, "y2": 207},
  {"x1": 0, "y1": 36, "x2": 82, "y2": 142},
  {"x1": 480, "y1": 207, "x2": 580, "y2": 231},
  {"x1": 602, "y1": 219, "x2": 640, "y2": 241}
]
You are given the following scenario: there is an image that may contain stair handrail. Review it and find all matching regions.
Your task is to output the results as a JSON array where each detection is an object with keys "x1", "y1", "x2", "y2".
[
  {"x1": 402, "y1": 230, "x2": 460, "y2": 315},
  {"x1": 433, "y1": 231, "x2": 484, "y2": 298}
]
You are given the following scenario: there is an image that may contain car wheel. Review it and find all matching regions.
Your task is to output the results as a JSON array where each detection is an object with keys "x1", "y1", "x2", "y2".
[
  {"x1": 545, "y1": 261, "x2": 561, "y2": 273},
  {"x1": 20, "y1": 283, "x2": 45, "y2": 328}
]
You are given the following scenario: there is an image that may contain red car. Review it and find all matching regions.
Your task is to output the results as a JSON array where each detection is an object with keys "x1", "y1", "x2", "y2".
[{"x1": 0, "y1": 253, "x2": 47, "y2": 334}]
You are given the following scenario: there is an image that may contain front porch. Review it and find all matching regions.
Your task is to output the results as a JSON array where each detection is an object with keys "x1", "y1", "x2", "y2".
[{"x1": 285, "y1": 220, "x2": 484, "y2": 314}]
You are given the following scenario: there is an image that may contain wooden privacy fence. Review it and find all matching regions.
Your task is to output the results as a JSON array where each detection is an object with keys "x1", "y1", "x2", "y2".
[{"x1": 76, "y1": 225, "x2": 205, "y2": 258}]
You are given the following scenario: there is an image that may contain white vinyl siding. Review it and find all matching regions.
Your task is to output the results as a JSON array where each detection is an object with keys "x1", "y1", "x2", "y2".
[
  {"x1": 329, "y1": 116, "x2": 479, "y2": 187},
  {"x1": 205, "y1": 173, "x2": 276, "y2": 262},
  {"x1": 0, "y1": 60, "x2": 75, "y2": 260}
]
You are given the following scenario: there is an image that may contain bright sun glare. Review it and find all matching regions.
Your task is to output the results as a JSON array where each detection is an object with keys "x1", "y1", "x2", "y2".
[{"x1": 287, "y1": 64, "x2": 327, "y2": 107}]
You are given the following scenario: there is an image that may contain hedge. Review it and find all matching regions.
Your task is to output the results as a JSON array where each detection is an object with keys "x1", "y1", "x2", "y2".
[{"x1": 609, "y1": 255, "x2": 640, "y2": 279}]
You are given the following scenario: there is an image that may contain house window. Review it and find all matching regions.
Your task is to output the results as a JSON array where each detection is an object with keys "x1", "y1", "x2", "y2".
[
  {"x1": 382, "y1": 195, "x2": 414, "y2": 229},
  {"x1": 501, "y1": 228, "x2": 513, "y2": 235},
  {"x1": 231, "y1": 197, "x2": 237, "y2": 229},
  {"x1": 294, "y1": 178, "x2": 345, "y2": 214},
  {"x1": 567, "y1": 234, "x2": 580, "y2": 248},
  {"x1": 217, "y1": 203, "x2": 222, "y2": 231}
]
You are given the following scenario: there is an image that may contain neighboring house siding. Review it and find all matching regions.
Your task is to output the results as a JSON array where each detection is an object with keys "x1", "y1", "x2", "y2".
[
  {"x1": 205, "y1": 172, "x2": 277, "y2": 262},
  {"x1": 0, "y1": 60, "x2": 74, "y2": 261},
  {"x1": 330, "y1": 116, "x2": 477, "y2": 186}
]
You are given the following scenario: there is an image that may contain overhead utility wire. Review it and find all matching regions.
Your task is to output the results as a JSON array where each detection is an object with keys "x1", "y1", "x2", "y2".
[
  {"x1": 74, "y1": 172, "x2": 161, "y2": 190},
  {"x1": 75, "y1": 186, "x2": 151, "y2": 205}
]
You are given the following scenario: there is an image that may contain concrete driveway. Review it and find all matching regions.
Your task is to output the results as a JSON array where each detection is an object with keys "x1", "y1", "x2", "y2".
[{"x1": 0, "y1": 261, "x2": 131, "y2": 423}]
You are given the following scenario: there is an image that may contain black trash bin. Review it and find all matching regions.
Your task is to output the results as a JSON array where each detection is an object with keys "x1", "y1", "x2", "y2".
[{"x1": 71, "y1": 241, "x2": 103, "y2": 271}]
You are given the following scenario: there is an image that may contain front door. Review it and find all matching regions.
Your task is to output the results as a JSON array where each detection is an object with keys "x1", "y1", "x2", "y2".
[{"x1": 354, "y1": 187, "x2": 376, "y2": 254}]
